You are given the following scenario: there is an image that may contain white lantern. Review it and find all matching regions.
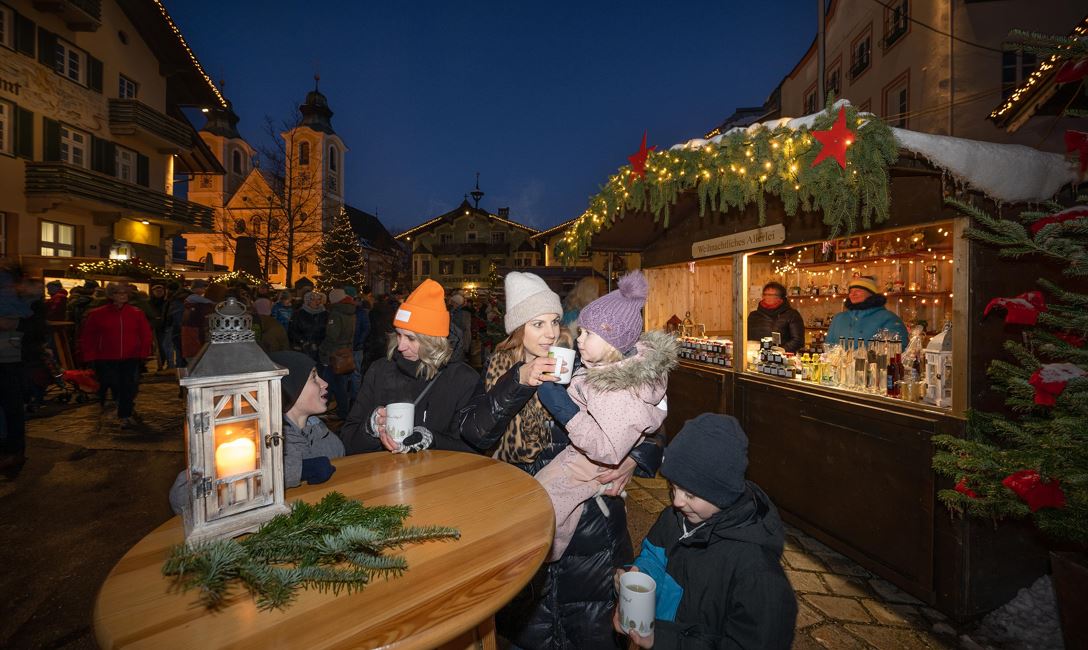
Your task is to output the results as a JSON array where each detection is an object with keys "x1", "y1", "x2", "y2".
[
  {"x1": 923, "y1": 321, "x2": 953, "y2": 408},
  {"x1": 178, "y1": 297, "x2": 290, "y2": 542}
]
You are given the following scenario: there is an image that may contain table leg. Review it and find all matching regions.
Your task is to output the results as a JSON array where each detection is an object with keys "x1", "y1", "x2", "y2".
[{"x1": 436, "y1": 615, "x2": 496, "y2": 650}]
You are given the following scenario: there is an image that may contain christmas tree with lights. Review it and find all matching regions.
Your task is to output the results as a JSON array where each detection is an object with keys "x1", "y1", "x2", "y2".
[{"x1": 316, "y1": 208, "x2": 367, "y2": 290}]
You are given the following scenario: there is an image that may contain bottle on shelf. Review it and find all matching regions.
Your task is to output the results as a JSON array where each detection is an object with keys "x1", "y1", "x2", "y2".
[
  {"x1": 853, "y1": 338, "x2": 867, "y2": 389},
  {"x1": 887, "y1": 353, "x2": 902, "y2": 397},
  {"x1": 866, "y1": 339, "x2": 878, "y2": 392}
]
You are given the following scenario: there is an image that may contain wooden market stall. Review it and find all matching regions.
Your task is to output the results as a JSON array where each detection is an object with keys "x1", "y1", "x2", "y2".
[{"x1": 563, "y1": 107, "x2": 1078, "y2": 619}]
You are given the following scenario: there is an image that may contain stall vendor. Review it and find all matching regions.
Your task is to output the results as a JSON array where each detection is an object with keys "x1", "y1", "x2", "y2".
[
  {"x1": 747, "y1": 281, "x2": 805, "y2": 352},
  {"x1": 825, "y1": 276, "x2": 909, "y2": 344}
]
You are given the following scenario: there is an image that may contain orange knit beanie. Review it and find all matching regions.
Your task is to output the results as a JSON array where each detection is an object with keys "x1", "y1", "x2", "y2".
[{"x1": 394, "y1": 279, "x2": 450, "y2": 337}]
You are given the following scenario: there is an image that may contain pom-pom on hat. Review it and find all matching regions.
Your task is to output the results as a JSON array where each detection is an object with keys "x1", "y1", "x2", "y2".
[
  {"x1": 504, "y1": 272, "x2": 562, "y2": 334},
  {"x1": 847, "y1": 275, "x2": 880, "y2": 296},
  {"x1": 394, "y1": 279, "x2": 450, "y2": 337},
  {"x1": 661, "y1": 413, "x2": 749, "y2": 508},
  {"x1": 578, "y1": 270, "x2": 648, "y2": 353}
]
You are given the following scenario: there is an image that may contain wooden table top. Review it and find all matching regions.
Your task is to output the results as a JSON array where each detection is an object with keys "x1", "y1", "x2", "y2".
[{"x1": 94, "y1": 451, "x2": 555, "y2": 649}]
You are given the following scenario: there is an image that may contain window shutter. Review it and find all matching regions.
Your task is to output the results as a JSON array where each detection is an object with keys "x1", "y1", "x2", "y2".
[
  {"x1": 42, "y1": 117, "x2": 60, "y2": 161},
  {"x1": 90, "y1": 136, "x2": 115, "y2": 175},
  {"x1": 88, "y1": 56, "x2": 103, "y2": 93},
  {"x1": 14, "y1": 13, "x2": 35, "y2": 57},
  {"x1": 14, "y1": 107, "x2": 34, "y2": 159},
  {"x1": 136, "y1": 153, "x2": 149, "y2": 187},
  {"x1": 37, "y1": 28, "x2": 56, "y2": 67}
]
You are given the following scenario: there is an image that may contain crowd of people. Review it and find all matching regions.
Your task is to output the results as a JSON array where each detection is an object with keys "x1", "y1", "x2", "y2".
[{"x1": 1, "y1": 258, "x2": 806, "y2": 648}]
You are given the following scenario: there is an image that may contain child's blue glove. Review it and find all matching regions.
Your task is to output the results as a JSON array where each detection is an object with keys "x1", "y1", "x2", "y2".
[
  {"x1": 536, "y1": 381, "x2": 579, "y2": 425},
  {"x1": 300, "y1": 457, "x2": 336, "y2": 484}
]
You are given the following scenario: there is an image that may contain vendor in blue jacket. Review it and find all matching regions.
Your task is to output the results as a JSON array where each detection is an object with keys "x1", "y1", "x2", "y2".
[
  {"x1": 825, "y1": 275, "x2": 909, "y2": 344},
  {"x1": 614, "y1": 414, "x2": 797, "y2": 649}
]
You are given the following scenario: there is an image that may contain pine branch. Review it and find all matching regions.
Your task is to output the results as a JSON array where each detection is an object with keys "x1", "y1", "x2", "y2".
[{"x1": 163, "y1": 493, "x2": 459, "y2": 610}]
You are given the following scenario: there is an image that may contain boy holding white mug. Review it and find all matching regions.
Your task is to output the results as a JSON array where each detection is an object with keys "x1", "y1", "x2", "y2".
[{"x1": 613, "y1": 414, "x2": 797, "y2": 648}]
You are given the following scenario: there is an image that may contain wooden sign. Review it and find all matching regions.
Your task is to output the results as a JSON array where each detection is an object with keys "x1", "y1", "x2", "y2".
[{"x1": 692, "y1": 224, "x2": 785, "y2": 259}]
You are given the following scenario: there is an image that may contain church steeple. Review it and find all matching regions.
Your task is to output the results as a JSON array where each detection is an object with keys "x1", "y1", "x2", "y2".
[
  {"x1": 200, "y1": 80, "x2": 242, "y2": 139},
  {"x1": 299, "y1": 74, "x2": 335, "y2": 134}
]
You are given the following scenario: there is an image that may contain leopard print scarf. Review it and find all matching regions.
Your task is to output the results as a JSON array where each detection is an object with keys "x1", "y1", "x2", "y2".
[{"x1": 486, "y1": 347, "x2": 553, "y2": 464}]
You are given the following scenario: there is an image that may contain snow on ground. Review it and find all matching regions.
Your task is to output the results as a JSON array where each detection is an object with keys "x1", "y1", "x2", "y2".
[{"x1": 961, "y1": 576, "x2": 1064, "y2": 650}]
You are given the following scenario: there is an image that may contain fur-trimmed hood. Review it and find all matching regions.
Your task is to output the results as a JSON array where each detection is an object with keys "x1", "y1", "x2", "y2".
[{"x1": 583, "y1": 329, "x2": 678, "y2": 392}]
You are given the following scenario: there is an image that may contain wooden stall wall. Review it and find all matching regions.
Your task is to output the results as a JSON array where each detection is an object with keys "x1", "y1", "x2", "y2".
[{"x1": 644, "y1": 258, "x2": 733, "y2": 335}]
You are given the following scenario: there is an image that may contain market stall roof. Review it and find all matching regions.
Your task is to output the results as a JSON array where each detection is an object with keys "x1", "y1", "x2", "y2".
[{"x1": 671, "y1": 100, "x2": 1077, "y2": 205}]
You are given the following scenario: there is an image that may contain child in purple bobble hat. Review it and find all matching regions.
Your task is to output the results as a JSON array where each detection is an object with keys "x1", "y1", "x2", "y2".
[{"x1": 534, "y1": 271, "x2": 679, "y2": 561}]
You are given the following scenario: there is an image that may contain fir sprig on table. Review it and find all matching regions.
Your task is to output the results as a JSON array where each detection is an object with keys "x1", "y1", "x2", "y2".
[{"x1": 162, "y1": 492, "x2": 460, "y2": 610}]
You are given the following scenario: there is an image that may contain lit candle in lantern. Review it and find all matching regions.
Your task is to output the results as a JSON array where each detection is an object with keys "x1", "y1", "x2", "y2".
[{"x1": 216, "y1": 432, "x2": 256, "y2": 502}]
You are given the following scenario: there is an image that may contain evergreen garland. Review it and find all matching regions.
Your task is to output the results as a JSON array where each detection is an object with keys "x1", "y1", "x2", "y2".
[
  {"x1": 556, "y1": 101, "x2": 899, "y2": 263},
  {"x1": 209, "y1": 270, "x2": 264, "y2": 287},
  {"x1": 66, "y1": 258, "x2": 182, "y2": 281},
  {"x1": 316, "y1": 208, "x2": 368, "y2": 290},
  {"x1": 931, "y1": 198, "x2": 1088, "y2": 543},
  {"x1": 162, "y1": 492, "x2": 460, "y2": 610}
]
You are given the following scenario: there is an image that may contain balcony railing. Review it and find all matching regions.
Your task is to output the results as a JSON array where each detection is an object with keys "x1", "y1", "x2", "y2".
[
  {"x1": 109, "y1": 99, "x2": 194, "y2": 150},
  {"x1": 883, "y1": 20, "x2": 908, "y2": 49},
  {"x1": 26, "y1": 162, "x2": 214, "y2": 229},
  {"x1": 431, "y1": 242, "x2": 510, "y2": 256}
]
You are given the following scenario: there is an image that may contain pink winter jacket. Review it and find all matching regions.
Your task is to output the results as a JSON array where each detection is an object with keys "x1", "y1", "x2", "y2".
[{"x1": 536, "y1": 330, "x2": 678, "y2": 561}]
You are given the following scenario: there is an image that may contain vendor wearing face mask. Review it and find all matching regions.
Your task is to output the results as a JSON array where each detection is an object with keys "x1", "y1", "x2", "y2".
[
  {"x1": 747, "y1": 282, "x2": 805, "y2": 353},
  {"x1": 825, "y1": 276, "x2": 909, "y2": 344}
]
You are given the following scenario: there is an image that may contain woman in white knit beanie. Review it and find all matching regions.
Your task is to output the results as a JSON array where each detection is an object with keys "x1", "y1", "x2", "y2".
[{"x1": 457, "y1": 270, "x2": 664, "y2": 649}]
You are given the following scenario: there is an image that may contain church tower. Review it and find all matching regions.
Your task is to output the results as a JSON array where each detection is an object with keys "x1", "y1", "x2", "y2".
[
  {"x1": 189, "y1": 100, "x2": 256, "y2": 210},
  {"x1": 281, "y1": 77, "x2": 348, "y2": 232}
]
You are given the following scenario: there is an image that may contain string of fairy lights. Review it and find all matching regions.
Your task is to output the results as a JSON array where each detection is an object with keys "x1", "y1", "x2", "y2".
[
  {"x1": 69, "y1": 258, "x2": 183, "y2": 281},
  {"x1": 555, "y1": 104, "x2": 899, "y2": 263}
]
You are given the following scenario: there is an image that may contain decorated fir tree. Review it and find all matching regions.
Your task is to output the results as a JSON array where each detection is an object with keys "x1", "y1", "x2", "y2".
[
  {"x1": 316, "y1": 208, "x2": 367, "y2": 290},
  {"x1": 931, "y1": 198, "x2": 1088, "y2": 543},
  {"x1": 932, "y1": 25, "x2": 1088, "y2": 544}
]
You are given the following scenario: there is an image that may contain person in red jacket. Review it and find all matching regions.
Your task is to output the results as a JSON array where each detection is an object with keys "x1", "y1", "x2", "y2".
[{"x1": 79, "y1": 282, "x2": 152, "y2": 428}]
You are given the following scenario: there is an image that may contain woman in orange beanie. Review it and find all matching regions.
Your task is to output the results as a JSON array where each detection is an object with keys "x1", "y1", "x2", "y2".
[{"x1": 340, "y1": 279, "x2": 501, "y2": 454}]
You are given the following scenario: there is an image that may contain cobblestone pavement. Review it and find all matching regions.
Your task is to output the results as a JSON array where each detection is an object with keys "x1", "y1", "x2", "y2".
[
  {"x1": 3, "y1": 375, "x2": 965, "y2": 649},
  {"x1": 626, "y1": 476, "x2": 961, "y2": 649}
]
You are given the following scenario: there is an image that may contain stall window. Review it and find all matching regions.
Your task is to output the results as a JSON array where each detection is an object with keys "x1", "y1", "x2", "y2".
[
  {"x1": 40, "y1": 220, "x2": 75, "y2": 256},
  {"x1": 115, "y1": 145, "x2": 136, "y2": 182},
  {"x1": 1002, "y1": 50, "x2": 1037, "y2": 99},
  {"x1": 883, "y1": 71, "x2": 910, "y2": 128},
  {"x1": 118, "y1": 74, "x2": 137, "y2": 99},
  {"x1": 60, "y1": 124, "x2": 88, "y2": 168},
  {"x1": 0, "y1": 100, "x2": 10, "y2": 155}
]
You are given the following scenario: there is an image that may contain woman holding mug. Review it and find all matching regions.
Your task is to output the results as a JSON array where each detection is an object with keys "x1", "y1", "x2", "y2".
[
  {"x1": 458, "y1": 271, "x2": 664, "y2": 650},
  {"x1": 340, "y1": 279, "x2": 502, "y2": 454}
]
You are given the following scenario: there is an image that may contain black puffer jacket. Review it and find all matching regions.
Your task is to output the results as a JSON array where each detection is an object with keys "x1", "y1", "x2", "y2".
[
  {"x1": 459, "y1": 368, "x2": 665, "y2": 650},
  {"x1": 746, "y1": 301, "x2": 805, "y2": 353}
]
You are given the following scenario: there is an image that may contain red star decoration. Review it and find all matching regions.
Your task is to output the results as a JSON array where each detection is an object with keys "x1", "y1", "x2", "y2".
[
  {"x1": 627, "y1": 131, "x2": 655, "y2": 181},
  {"x1": 810, "y1": 106, "x2": 857, "y2": 170}
]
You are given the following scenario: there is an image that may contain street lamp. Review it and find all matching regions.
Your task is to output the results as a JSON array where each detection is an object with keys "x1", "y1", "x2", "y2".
[{"x1": 178, "y1": 298, "x2": 290, "y2": 542}]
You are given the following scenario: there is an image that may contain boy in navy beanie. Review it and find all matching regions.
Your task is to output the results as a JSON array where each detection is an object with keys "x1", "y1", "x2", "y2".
[{"x1": 614, "y1": 413, "x2": 797, "y2": 649}]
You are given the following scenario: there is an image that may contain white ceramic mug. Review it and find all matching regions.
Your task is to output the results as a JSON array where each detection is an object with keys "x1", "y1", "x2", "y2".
[
  {"x1": 385, "y1": 402, "x2": 415, "y2": 443},
  {"x1": 547, "y1": 346, "x2": 576, "y2": 385},
  {"x1": 618, "y1": 571, "x2": 656, "y2": 638}
]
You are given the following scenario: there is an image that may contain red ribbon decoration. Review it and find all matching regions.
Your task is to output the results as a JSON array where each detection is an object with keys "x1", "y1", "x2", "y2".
[
  {"x1": 954, "y1": 478, "x2": 978, "y2": 499},
  {"x1": 1002, "y1": 470, "x2": 1066, "y2": 512},
  {"x1": 982, "y1": 291, "x2": 1047, "y2": 325},
  {"x1": 1030, "y1": 206, "x2": 1088, "y2": 235}
]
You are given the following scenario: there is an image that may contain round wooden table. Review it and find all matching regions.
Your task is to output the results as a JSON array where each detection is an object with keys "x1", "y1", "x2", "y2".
[{"x1": 94, "y1": 451, "x2": 554, "y2": 649}]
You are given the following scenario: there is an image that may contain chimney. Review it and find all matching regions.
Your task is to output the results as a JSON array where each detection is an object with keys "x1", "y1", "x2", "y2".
[{"x1": 498, "y1": 207, "x2": 510, "y2": 219}]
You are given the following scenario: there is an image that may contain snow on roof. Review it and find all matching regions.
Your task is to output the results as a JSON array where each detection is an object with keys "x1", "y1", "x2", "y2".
[{"x1": 670, "y1": 99, "x2": 1077, "y2": 204}]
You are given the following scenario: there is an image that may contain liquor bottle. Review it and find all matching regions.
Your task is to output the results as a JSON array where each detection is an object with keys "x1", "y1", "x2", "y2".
[
  {"x1": 853, "y1": 339, "x2": 867, "y2": 389},
  {"x1": 866, "y1": 339, "x2": 878, "y2": 392},
  {"x1": 887, "y1": 353, "x2": 901, "y2": 397},
  {"x1": 876, "y1": 338, "x2": 889, "y2": 393}
]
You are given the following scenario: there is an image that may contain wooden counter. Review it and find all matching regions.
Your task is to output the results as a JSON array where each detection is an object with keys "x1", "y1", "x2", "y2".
[{"x1": 94, "y1": 451, "x2": 555, "y2": 650}]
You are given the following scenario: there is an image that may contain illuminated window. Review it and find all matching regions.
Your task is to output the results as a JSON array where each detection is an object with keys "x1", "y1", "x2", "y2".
[{"x1": 40, "y1": 220, "x2": 75, "y2": 257}]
